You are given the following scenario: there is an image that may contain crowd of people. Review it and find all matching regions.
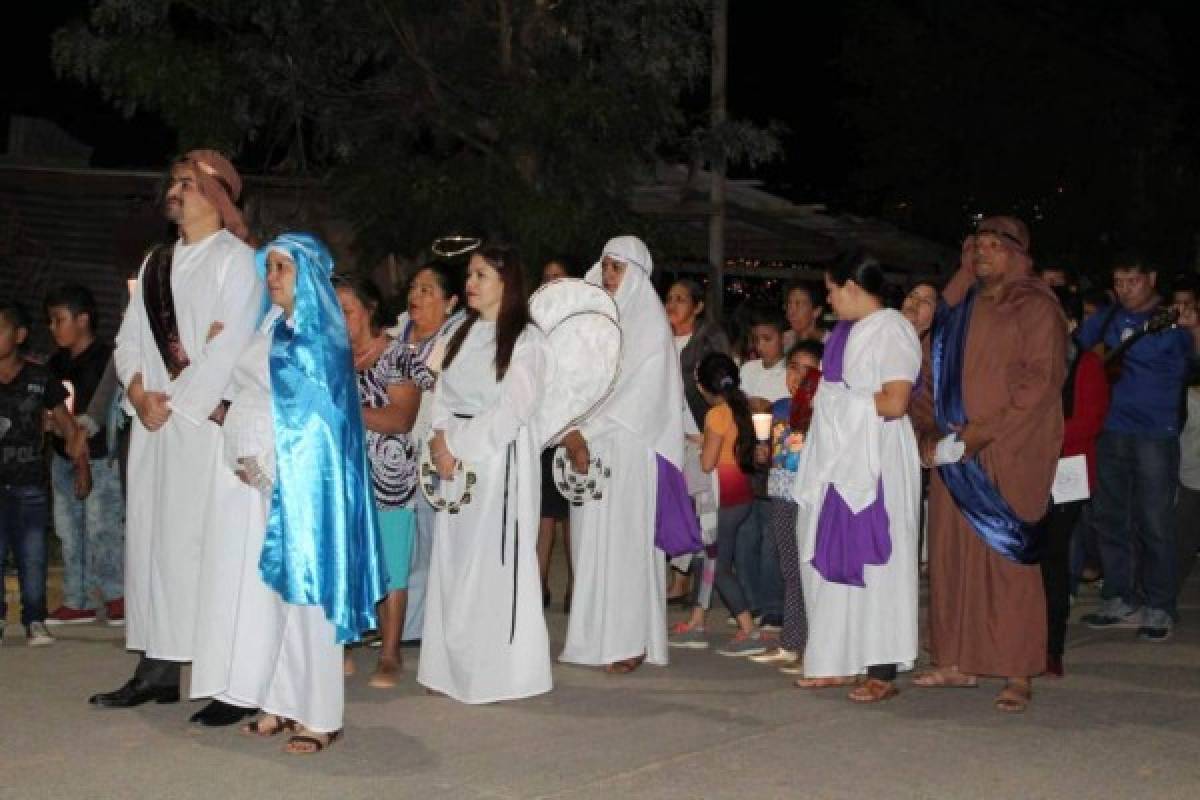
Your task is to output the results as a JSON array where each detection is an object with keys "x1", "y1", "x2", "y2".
[{"x1": 1, "y1": 150, "x2": 1198, "y2": 753}]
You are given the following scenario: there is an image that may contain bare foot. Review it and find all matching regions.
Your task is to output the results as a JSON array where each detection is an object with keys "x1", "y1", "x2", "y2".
[{"x1": 368, "y1": 657, "x2": 401, "y2": 689}]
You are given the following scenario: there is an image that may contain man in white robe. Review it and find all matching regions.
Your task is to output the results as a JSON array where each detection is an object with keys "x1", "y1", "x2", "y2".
[
  {"x1": 89, "y1": 151, "x2": 262, "y2": 721},
  {"x1": 559, "y1": 236, "x2": 685, "y2": 673}
]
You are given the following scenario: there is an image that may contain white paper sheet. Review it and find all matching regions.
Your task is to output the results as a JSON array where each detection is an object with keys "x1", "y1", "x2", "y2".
[{"x1": 1051, "y1": 454, "x2": 1090, "y2": 504}]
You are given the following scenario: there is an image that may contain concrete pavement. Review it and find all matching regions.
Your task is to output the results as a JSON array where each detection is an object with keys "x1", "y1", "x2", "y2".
[{"x1": 2, "y1": 564, "x2": 1198, "y2": 799}]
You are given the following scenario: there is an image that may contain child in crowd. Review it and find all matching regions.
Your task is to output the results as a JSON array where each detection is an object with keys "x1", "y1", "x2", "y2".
[
  {"x1": 44, "y1": 286, "x2": 125, "y2": 626},
  {"x1": 748, "y1": 340, "x2": 823, "y2": 669},
  {"x1": 0, "y1": 300, "x2": 91, "y2": 646},
  {"x1": 737, "y1": 307, "x2": 790, "y2": 628},
  {"x1": 739, "y1": 307, "x2": 790, "y2": 407},
  {"x1": 669, "y1": 352, "x2": 767, "y2": 656}
]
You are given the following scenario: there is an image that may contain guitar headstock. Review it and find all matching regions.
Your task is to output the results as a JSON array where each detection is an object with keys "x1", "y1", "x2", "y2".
[{"x1": 1147, "y1": 306, "x2": 1180, "y2": 333}]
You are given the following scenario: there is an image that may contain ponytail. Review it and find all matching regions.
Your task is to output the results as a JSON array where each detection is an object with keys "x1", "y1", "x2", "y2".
[{"x1": 697, "y1": 352, "x2": 757, "y2": 474}]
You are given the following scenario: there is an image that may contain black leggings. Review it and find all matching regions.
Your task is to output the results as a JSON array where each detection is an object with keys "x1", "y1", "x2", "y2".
[
  {"x1": 867, "y1": 664, "x2": 897, "y2": 681},
  {"x1": 1039, "y1": 500, "x2": 1084, "y2": 658}
]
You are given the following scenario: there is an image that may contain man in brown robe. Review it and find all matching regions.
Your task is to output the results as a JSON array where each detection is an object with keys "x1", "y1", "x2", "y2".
[{"x1": 909, "y1": 216, "x2": 1066, "y2": 712}]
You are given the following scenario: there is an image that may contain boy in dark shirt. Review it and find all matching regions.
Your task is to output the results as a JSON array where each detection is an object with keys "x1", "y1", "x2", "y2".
[
  {"x1": 0, "y1": 300, "x2": 90, "y2": 646},
  {"x1": 44, "y1": 286, "x2": 125, "y2": 626}
]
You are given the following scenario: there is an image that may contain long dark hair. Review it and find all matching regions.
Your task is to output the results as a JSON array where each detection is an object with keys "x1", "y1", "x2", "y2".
[
  {"x1": 442, "y1": 244, "x2": 530, "y2": 381},
  {"x1": 827, "y1": 250, "x2": 889, "y2": 300},
  {"x1": 696, "y1": 352, "x2": 755, "y2": 474}
]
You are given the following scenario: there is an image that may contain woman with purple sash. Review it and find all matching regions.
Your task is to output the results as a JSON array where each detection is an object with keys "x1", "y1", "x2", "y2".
[{"x1": 790, "y1": 253, "x2": 922, "y2": 703}]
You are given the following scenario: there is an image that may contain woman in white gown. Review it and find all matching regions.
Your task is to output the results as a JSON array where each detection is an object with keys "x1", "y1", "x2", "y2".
[
  {"x1": 191, "y1": 232, "x2": 387, "y2": 753},
  {"x1": 417, "y1": 244, "x2": 554, "y2": 704},
  {"x1": 559, "y1": 235, "x2": 685, "y2": 674},
  {"x1": 790, "y1": 252, "x2": 922, "y2": 704}
]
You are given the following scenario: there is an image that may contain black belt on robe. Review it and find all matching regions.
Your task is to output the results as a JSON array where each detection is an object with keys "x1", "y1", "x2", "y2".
[{"x1": 452, "y1": 413, "x2": 519, "y2": 643}]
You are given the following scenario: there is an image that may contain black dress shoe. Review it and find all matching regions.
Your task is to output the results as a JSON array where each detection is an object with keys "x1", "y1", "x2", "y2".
[
  {"x1": 89, "y1": 678, "x2": 180, "y2": 708},
  {"x1": 189, "y1": 700, "x2": 259, "y2": 727}
]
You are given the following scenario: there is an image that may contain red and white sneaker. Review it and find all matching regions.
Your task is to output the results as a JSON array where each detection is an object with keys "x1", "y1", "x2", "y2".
[
  {"x1": 104, "y1": 598, "x2": 126, "y2": 627},
  {"x1": 45, "y1": 606, "x2": 97, "y2": 626}
]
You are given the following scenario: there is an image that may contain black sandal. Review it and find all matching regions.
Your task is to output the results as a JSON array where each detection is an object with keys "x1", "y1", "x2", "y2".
[{"x1": 285, "y1": 729, "x2": 342, "y2": 754}]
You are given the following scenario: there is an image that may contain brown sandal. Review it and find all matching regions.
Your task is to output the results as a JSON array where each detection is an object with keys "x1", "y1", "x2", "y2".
[
  {"x1": 285, "y1": 728, "x2": 342, "y2": 754},
  {"x1": 240, "y1": 714, "x2": 296, "y2": 737},
  {"x1": 605, "y1": 655, "x2": 646, "y2": 675},
  {"x1": 994, "y1": 681, "x2": 1032, "y2": 713},
  {"x1": 793, "y1": 675, "x2": 860, "y2": 689},
  {"x1": 912, "y1": 667, "x2": 978, "y2": 688},
  {"x1": 848, "y1": 678, "x2": 899, "y2": 704}
]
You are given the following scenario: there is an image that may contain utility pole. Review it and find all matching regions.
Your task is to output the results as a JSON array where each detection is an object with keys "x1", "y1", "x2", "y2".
[{"x1": 708, "y1": 0, "x2": 727, "y2": 322}]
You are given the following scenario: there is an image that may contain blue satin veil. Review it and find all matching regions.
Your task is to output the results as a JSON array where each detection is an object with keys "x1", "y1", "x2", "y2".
[
  {"x1": 255, "y1": 232, "x2": 388, "y2": 643},
  {"x1": 931, "y1": 288, "x2": 1041, "y2": 564}
]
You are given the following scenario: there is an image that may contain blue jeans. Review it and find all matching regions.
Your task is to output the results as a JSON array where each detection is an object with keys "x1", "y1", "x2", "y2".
[
  {"x1": 734, "y1": 498, "x2": 784, "y2": 620},
  {"x1": 1092, "y1": 432, "x2": 1180, "y2": 616},
  {"x1": 50, "y1": 455, "x2": 124, "y2": 609},
  {"x1": 0, "y1": 484, "x2": 49, "y2": 626},
  {"x1": 711, "y1": 504, "x2": 753, "y2": 617}
]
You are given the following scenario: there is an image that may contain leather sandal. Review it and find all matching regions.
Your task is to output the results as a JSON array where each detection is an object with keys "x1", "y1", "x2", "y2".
[
  {"x1": 285, "y1": 729, "x2": 342, "y2": 754},
  {"x1": 240, "y1": 714, "x2": 296, "y2": 737},
  {"x1": 912, "y1": 667, "x2": 978, "y2": 688},
  {"x1": 793, "y1": 675, "x2": 860, "y2": 689},
  {"x1": 994, "y1": 681, "x2": 1032, "y2": 713},
  {"x1": 848, "y1": 678, "x2": 899, "y2": 704},
  {"x1": 604, "y1": 655, "x2": 646, "y2": 675}
]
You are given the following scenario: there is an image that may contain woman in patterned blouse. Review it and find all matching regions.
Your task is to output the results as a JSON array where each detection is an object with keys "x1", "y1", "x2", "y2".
[{"x1": 335, "y1": 275, "x2": 434, "y2": 688}]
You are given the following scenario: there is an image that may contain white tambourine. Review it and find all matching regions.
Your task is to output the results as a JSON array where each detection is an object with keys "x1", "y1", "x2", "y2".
[
  {"x1": 528, "y1": 278, "x2": 622, "y2": 447},
  {"x1": 527, "y1": 278, "x2": 621, "y2": 504},
  {"x1": 552, "y1": 447, "x2": 611, "y2": 506},
  {"x1": 418, "y1": 441, "x2": 477, "y2": 514}
]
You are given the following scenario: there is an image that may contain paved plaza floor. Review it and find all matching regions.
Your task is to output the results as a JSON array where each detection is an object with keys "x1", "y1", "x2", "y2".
[{"x1": 2, "y1": 561, "x2": 1198, "y2": 799}]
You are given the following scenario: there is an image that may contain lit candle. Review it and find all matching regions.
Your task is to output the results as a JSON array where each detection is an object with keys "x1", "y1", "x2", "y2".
[
  {"x1": 127, "y1": 278, "x2": 137, "y2": 298},
  {"x1": 751, "y1": 412, "x2": 772, "y2": 442}
]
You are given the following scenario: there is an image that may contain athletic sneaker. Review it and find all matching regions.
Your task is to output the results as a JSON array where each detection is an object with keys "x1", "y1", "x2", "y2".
[
  {"x1": 748, "y1": 646, "x2": 798, "y2": 665},
  {"x1": 1137, "y1": 608, "x2": 1173, "y2": 643},
  {"x1": 1081, "y1": 598, "x2": 1142, "y2": 629},
  {"x1": 716, "y1": 630, "x2": 768, "y2": 657},
  {"x1": 46, "y1": 606, "x2": 97, "y2": 626},
  {"x1": 27, "y1": 621, "x2": 55, "y2": 647},
  {"x1": 668, "y1": 622, "x2": 709, "y2": 649}
]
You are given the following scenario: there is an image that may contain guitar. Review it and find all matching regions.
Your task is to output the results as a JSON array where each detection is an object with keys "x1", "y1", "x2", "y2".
[{"x1": 1101, "y1": 306, "x2": 1180, "y2": 385}]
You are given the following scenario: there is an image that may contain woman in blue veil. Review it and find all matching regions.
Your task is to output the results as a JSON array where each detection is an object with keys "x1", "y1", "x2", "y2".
[{"x1": 193, "y1": 231, "x2": 387, "y2": 754}]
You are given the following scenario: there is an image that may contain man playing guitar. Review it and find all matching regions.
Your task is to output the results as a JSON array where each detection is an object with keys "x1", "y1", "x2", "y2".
[{"x1": 1077, "y1": 256, "x2": 1198, "y2": 642}]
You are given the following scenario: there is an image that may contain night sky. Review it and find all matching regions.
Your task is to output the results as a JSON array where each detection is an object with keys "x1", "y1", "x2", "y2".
[{"x1": 7, "y1": 2, "x2": 1200, "y2": 271}]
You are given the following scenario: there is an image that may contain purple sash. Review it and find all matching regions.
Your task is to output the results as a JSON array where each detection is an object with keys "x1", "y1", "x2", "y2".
[
  {"x1": 810, "y1": 321, "x2": 892, "y2": 587},
  {"x1": 142, "y1": 245, "x2": 191, "y2": 379},
  {"x1": 655, "y1": 454, "x2": 702, "y2": 557}
]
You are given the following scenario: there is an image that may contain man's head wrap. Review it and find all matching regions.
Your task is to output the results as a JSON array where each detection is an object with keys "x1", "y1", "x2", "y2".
[
  {"x1": 176, "y1": 149, "x2": 250, "y2": 243},
  {"x1": 963, "y1": 215, "x2": 1033, "y2": 276}
]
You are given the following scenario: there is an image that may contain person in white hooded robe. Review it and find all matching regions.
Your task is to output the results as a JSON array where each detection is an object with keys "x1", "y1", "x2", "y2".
[{"x1": 559, "y1": 236, "x2": 685, "y2": 673}]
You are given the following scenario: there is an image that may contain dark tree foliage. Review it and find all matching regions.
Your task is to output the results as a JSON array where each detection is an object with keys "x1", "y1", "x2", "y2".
[
  {"x1": 838, "y1": 0, "x2": 1200, "y2": 274},
  {"x1": 53, "y1": 0, "x2": 779, "y2": 268}
]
